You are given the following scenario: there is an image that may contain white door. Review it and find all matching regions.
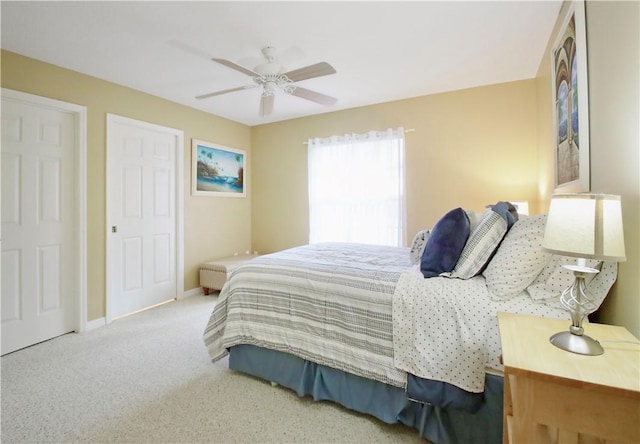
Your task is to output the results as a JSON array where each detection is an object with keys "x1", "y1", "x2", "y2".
[
  {"x1": 1, "y1": 95, "x2": 78, "y2": 354},
  {"x1": 107, "y1": 115, "x2": 182, "y2": 319}
]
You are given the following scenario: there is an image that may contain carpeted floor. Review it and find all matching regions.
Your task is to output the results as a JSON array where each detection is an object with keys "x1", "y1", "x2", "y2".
[{"x1": 1, "y1": 295, "x2": 424, "y2": 443}]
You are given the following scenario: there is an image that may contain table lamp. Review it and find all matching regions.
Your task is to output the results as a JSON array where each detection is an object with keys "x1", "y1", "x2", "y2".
[{"x1": 541, "y1": 193, "x2": 626, "y2": 355}]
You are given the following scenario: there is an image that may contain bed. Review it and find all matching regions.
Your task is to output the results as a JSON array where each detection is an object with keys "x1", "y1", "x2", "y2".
[{"x1": 203, "y1": 211, "x2": 618, "y2": 444}]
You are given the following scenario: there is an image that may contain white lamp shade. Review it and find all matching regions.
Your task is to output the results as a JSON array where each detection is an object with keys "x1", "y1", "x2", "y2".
[{"x1": 542, "y1": 194, "x2": 626, "y2": 262}]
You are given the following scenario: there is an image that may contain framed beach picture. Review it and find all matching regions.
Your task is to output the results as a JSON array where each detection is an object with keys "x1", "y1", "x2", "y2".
[
  {"x1": 191, "y1": 139, "x2": 246, "y2": 197},
  {"x1": 550, "y1": 0, "x2": 590, "y2": 193}
]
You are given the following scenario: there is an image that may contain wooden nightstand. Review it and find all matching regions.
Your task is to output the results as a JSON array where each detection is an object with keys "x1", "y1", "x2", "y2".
[{"x1": 498, "y1": 312, "x2": 640, "y2": 444}]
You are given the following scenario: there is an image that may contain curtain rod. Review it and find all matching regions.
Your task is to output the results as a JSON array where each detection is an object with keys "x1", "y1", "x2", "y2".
[{"x1": 302, "y1": 128, "x2": 414, "y2": 145}]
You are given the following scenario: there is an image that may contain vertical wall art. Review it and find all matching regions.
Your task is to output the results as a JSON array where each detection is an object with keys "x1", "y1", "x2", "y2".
[
  {"x1": 551, "y1": 0, "x2": 590, "y2": 192},
  {"x1": 191, "y1": 139, "x2": 246, "y2": 197}
]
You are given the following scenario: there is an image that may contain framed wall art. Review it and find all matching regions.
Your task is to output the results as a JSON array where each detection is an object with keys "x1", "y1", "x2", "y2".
[
  {"x1": 551, "y1": 0, "x2": 590, "y2": 193},
  {"x1": 191, "y1": 139, "x2": 246, "y2": 197}
]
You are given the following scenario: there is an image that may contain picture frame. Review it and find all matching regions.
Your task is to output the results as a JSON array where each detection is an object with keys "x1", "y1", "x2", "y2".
[
  {"x1": 191, "y1": 139, "x2": 246, "y2": 197},
  {"x1": 550, "y1": 0, "x2": 590, "y2": 193}
]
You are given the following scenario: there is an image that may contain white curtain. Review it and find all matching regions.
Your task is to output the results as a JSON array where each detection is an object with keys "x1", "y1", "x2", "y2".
[{"x1": 307, "y1": 128, "x2": 406, "y2": 247}]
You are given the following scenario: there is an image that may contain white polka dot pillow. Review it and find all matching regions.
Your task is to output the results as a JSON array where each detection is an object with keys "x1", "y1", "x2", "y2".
[
  {"x1": 409, "y1": 229, "x2": 430, "y2": 265},
  {"x1": 482, "y1": 214, "x2": 552, "y2": 300},
  {"x1": 527, "y1": 256, "x2": 618, "y2": 309},
  {"x1": 448, "y1": 209, "x2": 508, "y2": 279}
]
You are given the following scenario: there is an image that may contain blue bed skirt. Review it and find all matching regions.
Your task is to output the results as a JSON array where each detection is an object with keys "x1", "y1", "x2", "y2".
[{"x1": 228, "y1": 344, "x2": 503, "y2": 444}]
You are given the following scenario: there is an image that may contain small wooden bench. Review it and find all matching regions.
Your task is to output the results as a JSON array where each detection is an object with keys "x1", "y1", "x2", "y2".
[{"x1": 199, "y1": 254, "x2": 259, "y2": 295}]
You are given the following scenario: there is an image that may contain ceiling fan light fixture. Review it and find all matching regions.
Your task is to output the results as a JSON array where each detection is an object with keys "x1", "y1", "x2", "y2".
[{"x1": 263, "y1": 81, "x2": 277, "y2": 96}]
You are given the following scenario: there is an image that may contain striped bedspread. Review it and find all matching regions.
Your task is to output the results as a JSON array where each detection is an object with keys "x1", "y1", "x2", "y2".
[{"x1": 203, "y1": 242, "x2": 412, "y2": 388}]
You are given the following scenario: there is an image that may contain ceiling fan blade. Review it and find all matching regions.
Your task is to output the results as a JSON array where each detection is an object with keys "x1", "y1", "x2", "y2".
[
  {"x1": 195, "y1": 85, "x2": 257, "y2": 100},
  {"x1": 260, "y1": 94, "x2": 274, "y2": 117},
  {"x1": 290, "y1": 87, "x2": 337, "y2": 107},
  {"x1": 283, "y1": 62, "x2": 336, "y2": 82},
  {"x1": 212, "y1": 58, "x2": 260, "y2": 77}
]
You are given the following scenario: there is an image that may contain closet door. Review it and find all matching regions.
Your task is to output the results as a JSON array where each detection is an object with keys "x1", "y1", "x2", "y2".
[
  {"x1": 1, "y1": 94, "x2": 78, "y2": 354},
  {"x1": 107, "y1": 114, "x2": 183, "y2": 319}
]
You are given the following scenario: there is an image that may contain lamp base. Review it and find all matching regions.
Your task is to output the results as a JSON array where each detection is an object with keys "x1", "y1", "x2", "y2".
[{"x1": 549, "y1": 330, "x2": 604, "y2": 356}]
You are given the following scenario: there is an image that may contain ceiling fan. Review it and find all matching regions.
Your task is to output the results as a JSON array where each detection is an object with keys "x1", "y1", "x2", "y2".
[{"x1": 196, "y1": 46, "x2": 337, "y2": 117}]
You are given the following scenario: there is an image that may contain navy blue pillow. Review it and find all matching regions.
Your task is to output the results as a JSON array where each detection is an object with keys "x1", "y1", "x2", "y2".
[{"x1": 420, "y1": 207, "x2": 470, "y2": 278}]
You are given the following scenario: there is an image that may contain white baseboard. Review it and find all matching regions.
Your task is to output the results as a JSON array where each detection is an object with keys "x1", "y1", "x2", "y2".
[
  {"x1": 85, "y1": 317, "x2": 106, "y2": 331},
  {"x1": 84, "y1": 289, "x2": 206, "y2": 332}
]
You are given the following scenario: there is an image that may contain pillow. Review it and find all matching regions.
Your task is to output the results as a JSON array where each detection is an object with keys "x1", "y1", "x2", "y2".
[
  {"x1": 487, "y1": 201, "x2": 519, "y2": 228},
  {"x1": 409, "y1": 229, "x2": 430, "y2": 265},
  {"x1": 530, "y1": 256, "x2": 598, "y2": 296},
  {"x1": 420, "y1": 207, "x2": 470, "y2": 278},
  {"x1": 527, "y1": 256, "x2": 614, "y2": 306},
  {"x1": 483, "y1": 215, "x2": 552, "y2": 299},
  {"x1": 466, "y1": 210, "x2": 480, "y2": 233},
  {"x1": 448, "y1": 209, "x2": 509, "y2": 279}
]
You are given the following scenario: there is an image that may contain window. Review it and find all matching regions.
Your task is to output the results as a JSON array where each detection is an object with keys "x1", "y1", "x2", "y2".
[{"x1": 307, "y1": 128, "x2": 406, "y2": 247}]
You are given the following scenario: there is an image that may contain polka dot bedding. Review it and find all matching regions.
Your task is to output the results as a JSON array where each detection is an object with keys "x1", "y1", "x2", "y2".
[{"x1": 392, "y1": 260, "x2": 617, "y2": 393}]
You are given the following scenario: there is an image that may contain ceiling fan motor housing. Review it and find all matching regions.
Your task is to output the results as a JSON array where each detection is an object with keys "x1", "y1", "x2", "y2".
[{"x1": 254, "y1": 61, "x2": 283, "y2": 76}]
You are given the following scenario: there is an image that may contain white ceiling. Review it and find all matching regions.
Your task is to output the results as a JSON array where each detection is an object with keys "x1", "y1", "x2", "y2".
[{"x1": 1, "y1": 1, "x2": 562, "y2": 127}]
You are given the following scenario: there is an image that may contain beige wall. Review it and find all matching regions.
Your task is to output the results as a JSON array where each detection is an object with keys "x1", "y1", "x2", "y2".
[
  {"x1": 1, "y1": 50, "x2": 253, "y2": 321},
  {"x1": 252, "y1": 0, "x2": 639, "y2": 337},
  {"x1": 536, "y1": 1, "x2": 639, "y2": 336},
  {"x1": 3, "y1": 0, "x2": 637, "y2": 337},
  {"x1": 251, "y1": 80, "x2": 541, "y2": 254}
]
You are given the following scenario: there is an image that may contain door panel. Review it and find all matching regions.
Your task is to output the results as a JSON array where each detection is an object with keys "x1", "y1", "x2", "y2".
[
  {"x1": 1, "y1": 250, "x2": 21, "y2": 323},
  {"x1": 38, "y1": 244, "x2": 62, "y2": 312}
]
